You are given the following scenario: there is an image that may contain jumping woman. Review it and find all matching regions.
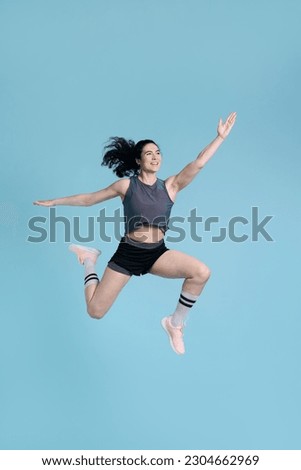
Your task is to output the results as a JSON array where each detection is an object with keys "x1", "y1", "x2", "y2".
[{"x1": 34, "y1": 112, "x2": 237, "y2": 355}]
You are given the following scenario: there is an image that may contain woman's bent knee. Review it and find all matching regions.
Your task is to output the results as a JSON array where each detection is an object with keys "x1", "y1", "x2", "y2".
[
  {"x1": 87, "y1": 304, "x2": 107, "y2": 320},
  {"x1": 195, "y1": 264, "x2": 211, "y2": 283},
  {"x1": 204, "y1": 265, "x2": 211, "y2": 281}
]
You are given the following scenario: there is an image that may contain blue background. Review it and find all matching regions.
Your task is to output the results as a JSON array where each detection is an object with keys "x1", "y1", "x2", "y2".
[{"x1": 1, "y1": 0, "x2": 300, "y2": 450}]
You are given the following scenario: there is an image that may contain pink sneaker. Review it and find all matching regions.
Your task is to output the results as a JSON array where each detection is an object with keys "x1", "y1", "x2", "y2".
[
  {"x1": 69, "y1": 244, "x2": 101, "y2": 265},
  {"x1": 161, "y1": 316, "x2": 185, "y2": 355}
]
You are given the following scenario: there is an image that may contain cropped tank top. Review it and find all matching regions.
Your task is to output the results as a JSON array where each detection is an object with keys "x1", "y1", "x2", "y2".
[{"x1": 123, "y1": 176, "x2": 174, "y2": 234}]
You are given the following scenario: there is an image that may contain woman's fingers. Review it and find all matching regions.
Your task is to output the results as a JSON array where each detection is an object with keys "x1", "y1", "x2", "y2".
[
  {"x1": 228, "y1": 112, "x2": 237, "y2": 123},
  {"x1": 33, "y1": 200, "x2": 54, "y2": 206}
]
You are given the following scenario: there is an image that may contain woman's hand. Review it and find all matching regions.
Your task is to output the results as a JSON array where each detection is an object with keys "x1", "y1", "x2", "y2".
[
  {"x1": 217, "y1": 112, "x2": 237, "y2": 140},
  {"x1": 33, "y1": 200, "x2": 56, "y2": 206}
]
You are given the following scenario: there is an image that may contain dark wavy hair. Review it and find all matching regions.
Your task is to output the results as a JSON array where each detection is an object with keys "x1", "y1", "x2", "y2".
[{"x1": 101, "y1": 137, "x2": 158, "y2": 178}]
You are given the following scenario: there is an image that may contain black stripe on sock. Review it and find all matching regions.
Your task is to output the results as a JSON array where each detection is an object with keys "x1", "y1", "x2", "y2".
[
  {"x1": 180, "y1": 294, "x2": 196, "y2": 304},
  {"x1": 84, "y1": 273, "x2": 98, "y2": 281},
  {"x1": 85, "y1": 274, "x2": 99, "y2": 280},
  {"x1": 84, "y1": 275, "x2": 99, "y2": 285},
  {"x1": 84, "y1": 279, "x2": 99, "y2": 285},
  {"x1": 179, "y1": 298, "x2": 194, "y2": 308}
]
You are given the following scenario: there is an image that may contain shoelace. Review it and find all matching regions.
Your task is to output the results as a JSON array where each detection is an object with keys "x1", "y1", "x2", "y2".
[
  {"x1": 173, "y1": 325, "x2": 184, "y2": 337},
  {"x1": 168, "y1": 318, "x2": 185, "y2": 336}
]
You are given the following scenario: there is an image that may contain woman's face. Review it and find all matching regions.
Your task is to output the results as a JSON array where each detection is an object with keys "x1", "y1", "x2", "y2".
[{"x1": 138, "y1": 143, "x2": 162, "y2": 172}]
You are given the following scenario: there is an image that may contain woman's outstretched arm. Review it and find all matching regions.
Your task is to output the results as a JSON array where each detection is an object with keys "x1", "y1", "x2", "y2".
[
  {"x1": 33, "y1": 179, "x2": 129, "y2": 207},
  {"x1": 165, "y1": 112, "x2": 237, "y2": 195}
]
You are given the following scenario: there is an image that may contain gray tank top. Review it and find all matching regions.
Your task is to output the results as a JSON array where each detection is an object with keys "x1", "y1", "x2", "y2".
[{"x1": 123, "y1": 176, "x2": 174, "y2": 234}]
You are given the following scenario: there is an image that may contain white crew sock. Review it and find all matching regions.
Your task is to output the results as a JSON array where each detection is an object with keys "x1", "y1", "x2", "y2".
[
  {"x1": 83, "y1": 258, "x2": 99, "y2": 288},
  {"x1": 170, "y1": 291, "x2": 199, "y2": 327}
]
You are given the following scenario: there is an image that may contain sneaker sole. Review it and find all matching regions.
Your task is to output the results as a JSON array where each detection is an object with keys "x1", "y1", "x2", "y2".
[
  {"x1": 69, "y1": 244, "x2": 101, "y2": 256},
  {"x1": 69, "y1": 244, "x2": 101, "y2": 265}
]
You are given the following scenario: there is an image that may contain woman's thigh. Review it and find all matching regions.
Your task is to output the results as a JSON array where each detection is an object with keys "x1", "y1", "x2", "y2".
[
  {"x1": 149, "y1": 249, "x2": 210, "y2": 279},
  {"x1": 88, "y1": 266, "x2": 131, "y2": 317}
]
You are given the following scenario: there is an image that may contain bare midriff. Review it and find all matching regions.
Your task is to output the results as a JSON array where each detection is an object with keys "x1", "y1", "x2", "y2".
[{"x1": 127, "y1": 225, "x2": 165, "y2": 243}]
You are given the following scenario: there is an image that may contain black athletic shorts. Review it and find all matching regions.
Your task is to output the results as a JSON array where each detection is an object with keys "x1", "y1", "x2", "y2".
[{"x1": 108, "y1": 236, "x2": 169, "y2": 276}]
